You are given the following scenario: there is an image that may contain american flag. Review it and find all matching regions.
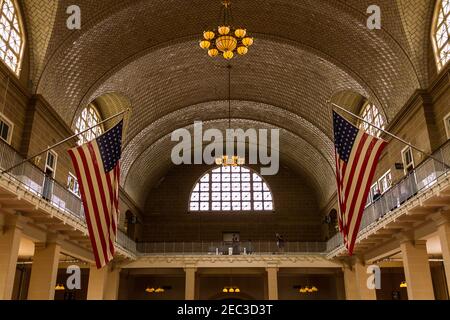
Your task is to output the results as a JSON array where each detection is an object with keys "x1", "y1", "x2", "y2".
[
  {"x1": 333, "y1": 112, "x2": 387, "y2": 255},
  {"x1": 68, "y1": 121, "x2": 123, "y2": 268}
]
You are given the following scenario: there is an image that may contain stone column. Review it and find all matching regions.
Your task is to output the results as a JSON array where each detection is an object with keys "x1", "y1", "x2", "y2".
[
  {"x1": 87, "y1": 265, "x2": 108, "y2": 300},
  {"x1": 266, "y1": 266, "x2": 278, "y2": 300},
  {"x1": 104, "y1": 267, "x2": 121, "y2": 300},
  {"x1": 400, "y1": 239, "x2": 435, "y2": 300},
  {"x1": 342, "y1": 264, "x2": 358, "y2": 300},
  {"x1": 184, "y1": 266, "x2": 197, "y2": 300},
  {"x1": 27, "y1": 240, "x2": 61, "y2": 300},
  {"x1": 0, "y1": 215, "x2": 24, "y2": 300},
  {"x1": 354, "y1": 259, "x2": 377, "y2": 300},
  {"x1": 435, "y1": 212, "x2": 450, "y2": 296}
]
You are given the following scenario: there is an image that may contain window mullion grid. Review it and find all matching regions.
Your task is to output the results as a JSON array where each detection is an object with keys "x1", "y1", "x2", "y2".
[
  {"x1": 210, "y1": 172, "x2": 214, "y2": 212},
  {"x1": 250, "y1": 170, "x2": 254, "y2": 211},
  {"x1": 239, "y1": 167, "x2": 242, "y2": 212}
]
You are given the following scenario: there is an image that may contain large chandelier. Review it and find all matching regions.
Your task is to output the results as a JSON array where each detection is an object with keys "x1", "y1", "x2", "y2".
[
  {"x1": 215, "y1": 66, "x2": 245, "y2": 166},
  {"x1": 199, "y1": 0, "x2": 254, "y2": 60}
]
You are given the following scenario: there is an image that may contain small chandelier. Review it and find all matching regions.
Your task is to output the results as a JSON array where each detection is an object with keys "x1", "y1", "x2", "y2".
[
  {"x1": 296, "y1": 285, "x2": 319, "y2": 294},
  {"x1": 216, "y1": 155, "x2": 245, "y2": 167},
  {"x1": 199, "y1": 0, "x2": 254, "y2": 60},
  {"x1": 145, "y1": 286, "x2": 166, "y2": 293},
  {"x1": 223, "y1": 286, "x2": 240, "y2": 293},
  {"x1": 400, "y1": 281, "x2": 407, "y2": 288},
  {"x1": 55, "y1": 284, "x2": 65, "y2": 291}
]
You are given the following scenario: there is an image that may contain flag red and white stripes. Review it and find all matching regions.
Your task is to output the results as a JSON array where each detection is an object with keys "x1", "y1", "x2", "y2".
[
  {"x1": 68, "y1": 121, "x2": 123, "y2": 268},
  {"x1": 333, "y1": 112, "x2": 387, "y2": 255}
]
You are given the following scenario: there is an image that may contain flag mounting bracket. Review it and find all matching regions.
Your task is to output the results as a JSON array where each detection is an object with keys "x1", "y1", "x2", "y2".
[
  {"x1": 0, "y1": 108, "x2": 131, "y2": 175},
  {"x1": 328, "y1": 101, "x2": 450, "y2": 170}
]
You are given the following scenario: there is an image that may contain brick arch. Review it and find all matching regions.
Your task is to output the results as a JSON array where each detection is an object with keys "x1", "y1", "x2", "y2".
[
  {"x1": 124, "y1": 119, "x2": 336, "y2": 209},
  {"x1": 35, "y1": 0, "x2": 420, "y2": 125}
]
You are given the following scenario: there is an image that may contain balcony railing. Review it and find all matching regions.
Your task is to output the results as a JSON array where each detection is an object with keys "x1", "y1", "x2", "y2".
[
  {"x1": 0, "y1": 140, "x2": 133, "y2": 252},
  {"x1": 137, "y1": 241, "x2": 327, "y2": 255},
  {"x1": 5, "y1": 137, "x2": 447, "y2": 258},
  {"x1": 327, "y1": 140, "x2": 450, "y2": 252}
]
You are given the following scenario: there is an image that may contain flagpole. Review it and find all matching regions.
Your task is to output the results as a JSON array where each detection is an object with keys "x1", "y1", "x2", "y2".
[
  {"x1": 328, "y1": 101, "x2": 450, "y2": 170},
  {"x1": 1, "y1": 108, "x2": 130, "y2": 175}
]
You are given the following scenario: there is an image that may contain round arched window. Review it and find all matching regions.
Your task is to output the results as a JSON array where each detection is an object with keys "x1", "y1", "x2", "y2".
[
  {"x1": 359, "y1": 103, "x2": 386, "y2": 138},
  {"x1": 433, "y1": 0, "x2": 450, "y2": 70},
  {"x1": 0, "y1": 0, "x2": 25, "y2": 75},
  {"x1": 74, "y1": 105, "x2": 103, "y2": 145},
  {"x1": 189, "y1": 166, "x2": 274, "y2": 212}
]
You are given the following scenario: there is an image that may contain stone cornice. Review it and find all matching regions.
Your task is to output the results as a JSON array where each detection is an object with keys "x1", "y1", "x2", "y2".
[{"x1": 121, "y1": 254, "x2": 341, "y2": 269}]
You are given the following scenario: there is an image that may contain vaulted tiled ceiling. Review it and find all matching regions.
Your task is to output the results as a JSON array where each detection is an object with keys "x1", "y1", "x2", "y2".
[{"x1": 28, "y1": 0, "x2": 436, "y2": 209}]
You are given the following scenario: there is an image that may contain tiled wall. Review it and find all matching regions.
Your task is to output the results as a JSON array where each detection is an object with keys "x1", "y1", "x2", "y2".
[{"x1": 143, "y1": 164, "x2": 323, "y2": 242}]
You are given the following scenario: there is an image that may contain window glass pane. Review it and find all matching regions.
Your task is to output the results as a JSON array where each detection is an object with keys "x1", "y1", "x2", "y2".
[
  {"x1": 190, "y1": 193, "x2": 199, "y2": 201},
  {"x1": 232, "y1": 202, "x2": 241, "y2": 211},
  {"x1": 200, "y1": 193, "x2": 209, "y2": 201},
  {"x1": 254, "y1": 192, "x2": 263, "y2": 201},
  {"x1": 190, "y1": 203, "x2": 199, "y2": 211},
  {"x1": 222, "y1": 192, "x2": 231, "y2": 201},
  {"x1": 232, "y1": 192, "x2": 241, "y2": 201},
  {"x1": 232, "y1": 183, "x2": 241, "y2": 191},
  {"x1": 253, "y1": 183, "x2": 262, "y2": 191},
  {"x1": 242, "y1": 202, "x2": 251, "y2": 210},
  {"x1": 222, "y1": 202, "x2": 231, "y2": 211},
  {"x1": 254, "y1": 202, "x2": 263, "y2": 210}
]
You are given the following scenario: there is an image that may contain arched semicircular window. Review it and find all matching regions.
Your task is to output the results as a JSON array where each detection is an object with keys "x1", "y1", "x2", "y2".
[
  {"x1": 433, "y1": 0, "x2": 450, "y2": 70},
  {"x1": 359, "y1": 103, "x2": 386, "y2": 138},
  {"x1": 74, "y1": 105, "x2": 104, "y2": 145},
  {"x1": 0, "y1": 0, "x2": 25, "y2": 75},
  {"x1": 189, "y1": 166, "x2": 274, "y2": 212}
]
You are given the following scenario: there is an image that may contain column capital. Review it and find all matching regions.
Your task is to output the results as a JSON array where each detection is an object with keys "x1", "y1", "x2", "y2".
[
  {"x1": 265, "y1": 264, "x2": 279, "y2": 272},
  {"x1": 394, "y1": 230, "x2": 415, "y2": 244},
  {"x1": 339, "y1": 256, "x2": 368, "y2": 269},
  {"x1": 35, "y1": 233, "x2": 64, "y2": 250},
  {"x1": 431, "y1": 209, "x2": 450, "y2": 227},
  {"x1": 1, "y1": 213, "x2": 28, "y2": 232},
  {"x1": 184, "y1": 265, "x2": 197, "y2": 272}
]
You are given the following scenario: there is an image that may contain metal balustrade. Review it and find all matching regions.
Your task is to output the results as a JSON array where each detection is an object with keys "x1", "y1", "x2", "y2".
[
  {"x1": 137, "y1": 241, "x2": 327, "y2": 255},
  {"x1": 0, "y1": 140, "x2": 133, "y2": 251},
  {"x1": 327, "y1": 140, "x2": 450, "y2": 252},
  {"x1": 2, "y1": 137, "x2": 448, "y2": 257}
]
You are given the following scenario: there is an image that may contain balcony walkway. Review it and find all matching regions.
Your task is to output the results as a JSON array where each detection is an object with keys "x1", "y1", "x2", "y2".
[
  {"x1": 327, "y1": 140, "x2": 450, "y2": 258},
  {"x1": 1, "y1": 138, "x2": 449, "y2": 263}
]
